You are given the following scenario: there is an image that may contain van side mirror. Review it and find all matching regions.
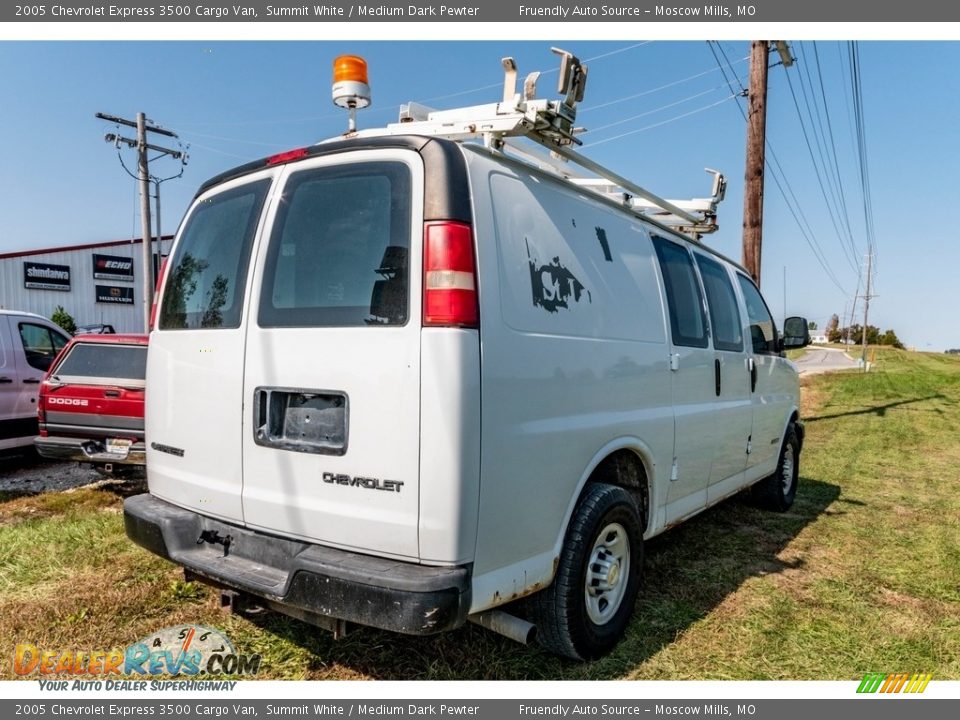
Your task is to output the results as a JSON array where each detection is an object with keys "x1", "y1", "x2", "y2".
[{"x1": 783, "y1": 316, "x2": 811, "y2": 349}]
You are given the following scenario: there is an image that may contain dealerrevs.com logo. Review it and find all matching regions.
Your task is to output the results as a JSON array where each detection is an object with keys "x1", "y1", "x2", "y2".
[{"x1": 13, "y1": 625, "x2": 261, "y2": 683}]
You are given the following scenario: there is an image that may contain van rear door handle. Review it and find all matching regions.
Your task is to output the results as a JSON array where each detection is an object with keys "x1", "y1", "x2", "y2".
[
  {"x1": 714, "y1": 359, "x2": 721, "y2": 396},
  {"x1": 0, "y1": 376, "x2": 13, "y2": 384},
  {"x1": 24, "y1": 378, "x2": 41, "y2": 384}
]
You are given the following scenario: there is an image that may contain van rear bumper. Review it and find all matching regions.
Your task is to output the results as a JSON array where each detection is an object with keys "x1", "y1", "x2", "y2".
[
  {"x1": 123, "y1": 493, "x2": 472, "y2": 636},
  {"x1": 35, "y1": 435, "x2": 146, "y2": 466}
]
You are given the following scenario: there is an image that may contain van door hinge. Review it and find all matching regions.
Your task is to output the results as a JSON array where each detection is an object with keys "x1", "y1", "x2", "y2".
[
  {"x1": 670, "y1": 353, "x2": 680, "y2": 372},
  {"x1": 669, "y1": 458, "x2": 679, "y2": 482}
]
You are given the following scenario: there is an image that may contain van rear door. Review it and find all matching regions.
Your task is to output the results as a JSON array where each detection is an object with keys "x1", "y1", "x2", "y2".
[
  {"x1": 240, "y1": 151, "x2": 424, "y2": 559},
  {"x1": 147, "y1": 173, "x2": 274, "y2": 523}
]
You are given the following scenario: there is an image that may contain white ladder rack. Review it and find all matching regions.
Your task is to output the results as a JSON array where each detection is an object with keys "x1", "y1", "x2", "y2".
[{"x1": 347, "y1": 48, "x2": 726, "y2": 240}]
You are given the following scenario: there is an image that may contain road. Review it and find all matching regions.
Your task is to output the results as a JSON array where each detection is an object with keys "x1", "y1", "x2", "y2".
[{"x1": 793, "y1": 346, "x2": 859, "y2": 375}]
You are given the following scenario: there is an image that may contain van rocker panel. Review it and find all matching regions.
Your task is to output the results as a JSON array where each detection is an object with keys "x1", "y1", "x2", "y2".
[{"x1": 124, "y1": 493, "x2": 472, "y2": 636}]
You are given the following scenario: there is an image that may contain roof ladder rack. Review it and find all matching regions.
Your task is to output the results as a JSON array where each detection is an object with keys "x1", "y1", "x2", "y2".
[{"x1": 363, "y1": 48, "x2": 726, "y2": 240}]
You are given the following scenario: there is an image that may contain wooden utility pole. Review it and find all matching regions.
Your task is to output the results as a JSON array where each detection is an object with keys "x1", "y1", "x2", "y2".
[
  {"x1": 741, "y1": 41, "x2": 793, "y2": 287},
  {"x1": 136, "y1": 112, "x2": 154, "y2": 333},
  {"x1": 96, "y1": 112, "x2": 184, "y2": 331},
  {"x1": 741, "y1": 40, "x2": 770, "y2": 286},
  {"x1": 860, "y1": 248, "x2": 873, "y2": 369}
]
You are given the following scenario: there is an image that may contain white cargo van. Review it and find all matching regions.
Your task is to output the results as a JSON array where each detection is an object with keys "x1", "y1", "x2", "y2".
[
  {"x1": 0, "y1": 310, "x2": 70, "y2": 451},
  {"x1": 125, "y1": 50, "x2": 811, "y2": 660}
]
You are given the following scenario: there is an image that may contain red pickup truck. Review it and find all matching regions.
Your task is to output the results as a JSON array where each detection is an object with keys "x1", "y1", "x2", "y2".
[{"x1": 35, "y1": 334, "x2": 148, "y2": 475}]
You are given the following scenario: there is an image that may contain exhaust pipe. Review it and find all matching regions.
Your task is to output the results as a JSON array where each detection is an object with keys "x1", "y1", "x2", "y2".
[{"x1": 468, "y1": 609, "x2": 537, "y2": 645}]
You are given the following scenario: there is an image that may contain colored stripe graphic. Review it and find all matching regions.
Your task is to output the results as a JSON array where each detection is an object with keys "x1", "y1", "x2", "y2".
[
  {"x1": 857, "y1": 672, "x2": 931, "y2": 694},
  {"x1": 856, "y1": 673, "x2": 886, "y2": 693}
]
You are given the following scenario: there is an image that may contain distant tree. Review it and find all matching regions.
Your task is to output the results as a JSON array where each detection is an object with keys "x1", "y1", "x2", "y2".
[
  {"x1": 946, "y1": 349, "x2": 960, "y2": 355},
  {"x1": 837, "y1": 324, "x2": 905, "y2": 349},
  {"x1": 51, "y1": 305, "x2": 77, "y2": 335},
  {"x1": 825, "y1": 314, "x2": 840, "y2": 341},
  {"x1": 878, "y1": 329, "x2": 905, "y2": 350},
  {"x1": 808, "y1": 320, "x2": 818, "y2": 331}
]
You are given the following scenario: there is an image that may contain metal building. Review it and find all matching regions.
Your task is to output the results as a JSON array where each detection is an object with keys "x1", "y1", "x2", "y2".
[{"x1": 0, "y1": 236, "x2": 173, "y2": 334}]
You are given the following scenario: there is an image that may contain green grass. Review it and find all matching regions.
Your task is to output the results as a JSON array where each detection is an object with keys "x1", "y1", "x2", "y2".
[{"x1": 1, "y1": 347, "x2": 958, "y2": 680}]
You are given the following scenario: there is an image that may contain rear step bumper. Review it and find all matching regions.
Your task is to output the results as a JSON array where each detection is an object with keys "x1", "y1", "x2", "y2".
[
  {"x1": 35, "y1": 435, "x2": 146, "y2": 465},
  {"x1": 123, "y1": 493, "x2": 472, "y2": 636}
]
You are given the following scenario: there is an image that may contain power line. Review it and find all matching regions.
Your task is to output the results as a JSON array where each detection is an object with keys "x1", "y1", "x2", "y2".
[
  {"x1": 782, "y1": 64, "x2": 859, "y2": 275},
  {"x1": 582, "y1": 58, "x2": 746, "y2": 113},
  {"x1": 173, "y1": 42, "x2": 656, "y2": 131},
  {"x1": 586, "y1": 84, "x2": 730, "y2": 134},
  {"x1": 583, "y1": 94, "x2": 737, "y2": 147},
  {"x1": 811, "y1": 42, "x2": 858, "y2": 257},
  {"x1": 706, "y1": 41, "x2": 848, "y2": 295},
  {"x1": 795, "y1": 43, "x2": 860, "y2": 267}
]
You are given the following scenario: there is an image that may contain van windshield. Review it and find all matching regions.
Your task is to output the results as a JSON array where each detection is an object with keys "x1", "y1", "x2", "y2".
[
  {"x1": 159, "y1": 179, "x2": 270, "y2": 330},
  {"x1": 258, "y1": 162, "x2": 412, "y2": 328}
]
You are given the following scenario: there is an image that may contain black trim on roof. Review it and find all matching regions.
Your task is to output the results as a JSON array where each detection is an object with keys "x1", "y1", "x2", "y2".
[{"x1": 196, "y1": 135, "x2": 472, "y2": 223}]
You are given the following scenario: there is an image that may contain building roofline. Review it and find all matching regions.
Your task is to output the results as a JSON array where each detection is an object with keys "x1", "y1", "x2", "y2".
[{"x1": 0, "y1": 235, "x2": 175, "y2": 261}]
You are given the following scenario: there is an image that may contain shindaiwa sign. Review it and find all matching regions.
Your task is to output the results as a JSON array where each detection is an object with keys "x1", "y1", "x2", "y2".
[{"x1": 24, "y1": 261, "x2": 71, "y2": 291}]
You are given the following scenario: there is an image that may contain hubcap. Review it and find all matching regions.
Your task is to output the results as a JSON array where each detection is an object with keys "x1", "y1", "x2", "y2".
[
  {"x1": 781, "y1": 444, "x2": 796, "y2": 494},
  {"x1": 584, "y1": 522, "x2": 631, "y2": 625}
]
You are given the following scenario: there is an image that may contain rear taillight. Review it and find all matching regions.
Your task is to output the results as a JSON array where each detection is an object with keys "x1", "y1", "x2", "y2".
[
  {"x1": 149, "y1": 258, "x2": 168, "y2": 330},
  {"x1": 37, "y1": 393, "x2": 47, "y2": 435},
  {"x1": 423, "y1": 221, "x2": 478, "y2": 328}
]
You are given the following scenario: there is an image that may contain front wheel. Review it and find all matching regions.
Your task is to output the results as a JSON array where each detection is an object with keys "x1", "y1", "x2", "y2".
[
  {"x1": 529, "y1": 483, "x2": 643, "y2": 660},
  {"x1": 752, "y1": 424, "x2": 800, "y2": 511}
]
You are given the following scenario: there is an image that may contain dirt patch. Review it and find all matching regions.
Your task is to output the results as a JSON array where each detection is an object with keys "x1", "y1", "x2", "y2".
[{"x1": 0, "y1": 451, "x2": 102, "y2": 496}]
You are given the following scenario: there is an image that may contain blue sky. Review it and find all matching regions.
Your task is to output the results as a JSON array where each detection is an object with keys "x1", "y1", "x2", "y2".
[{"x1": 1, "y1": 40, "x2": 957, "y2": 350}]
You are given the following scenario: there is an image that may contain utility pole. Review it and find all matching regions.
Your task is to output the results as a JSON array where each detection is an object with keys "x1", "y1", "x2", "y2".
[
  {"x1": 741, "y1": 41, "x2": 769, "y2": 285},
  {"x1": 136, "y1": 113, "x2": 153, "y2": 332},
  {"x1": 782, "y1": 265, "x2": 787, "y2": 328},
  {"x1": 861, "y1": 248, "x2": 874, "y2": 369},
  {"x1": 96, "y1": 112, "x2": 185, "y2": 332},
  {"x1": 742, "y1": 41, "x2": 792, "y2": 286}
]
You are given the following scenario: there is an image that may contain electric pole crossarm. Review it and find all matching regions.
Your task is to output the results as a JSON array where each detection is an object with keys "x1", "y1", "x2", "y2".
[
  {"x1": 96, "y1": 112, "x2": 178, "y2": 138},
  {"x1": 104, "y1": 133, "x2": 182, "y2": 159}
]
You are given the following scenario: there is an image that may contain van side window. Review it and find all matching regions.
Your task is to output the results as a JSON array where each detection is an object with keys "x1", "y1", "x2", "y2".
[
  {"x1": 736, "y1": 274, "x2": 778, "y2": 354},
  {"x1": 259, "y1": 162, "x2": 411, "y2": 328},
  {"x1": 652, "y1": 237, "x2": 708, "y2": 349},
  {"x1": 695, "y1": 254, "x2": 743, "y2": 352},
  {"x1": 159, "y1": 179, "x2": 270, "y2": 330},
  {"x1": 18, "y1": 323, "x2": 68, "y2": 372}
]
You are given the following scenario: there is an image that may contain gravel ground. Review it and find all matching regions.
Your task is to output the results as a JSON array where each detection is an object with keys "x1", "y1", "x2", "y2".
[{"x1": 0, "y1": 450, "x2": 108, "y2": 494}]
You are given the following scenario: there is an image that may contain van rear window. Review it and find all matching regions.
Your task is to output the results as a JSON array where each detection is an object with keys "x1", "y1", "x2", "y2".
[
  {"x1": 54, "y1": 344, "x2": 147, "y2": 382},
  {"x1": 258, "y1": 162, "x2": 412, "y2": 328},
  {"x1": 159, "y1": 180, "x2": 270, "y2": 330}
]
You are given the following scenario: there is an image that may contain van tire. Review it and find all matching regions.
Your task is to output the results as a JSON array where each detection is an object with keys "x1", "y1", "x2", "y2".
[
  {"x1": 752, "y1": 425, "x2": 799, "y2": 511},
  {"x1": 530, "y1": 483, "x2": 642, "y2": 661}
]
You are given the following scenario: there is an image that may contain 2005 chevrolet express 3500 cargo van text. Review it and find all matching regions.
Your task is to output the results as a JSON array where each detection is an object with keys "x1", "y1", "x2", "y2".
[{"x1": 125, "y1": 50, "x2": 811, "y2": 660}]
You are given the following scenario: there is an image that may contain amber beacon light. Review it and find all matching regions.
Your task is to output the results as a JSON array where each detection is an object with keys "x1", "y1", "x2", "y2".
[{"x1": 332, "y1": 55, "x2": 372, "y2": 133}]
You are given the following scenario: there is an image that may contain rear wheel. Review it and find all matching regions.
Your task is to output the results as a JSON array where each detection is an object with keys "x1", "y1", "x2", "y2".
[
  {"x1": 530, "y1": 483, "x2": 643, "y2": 660},
  {"x1": 752, "y1": 424, "x2": 799, "y2": 511}
]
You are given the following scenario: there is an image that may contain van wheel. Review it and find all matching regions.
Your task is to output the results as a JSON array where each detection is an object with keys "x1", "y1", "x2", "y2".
[
  {"x1": 752, "y1": 425, "x2": 799, "y2": 511},
  {"x1": 530, "y1": 483, "x2": 642, "y2": 660}
]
